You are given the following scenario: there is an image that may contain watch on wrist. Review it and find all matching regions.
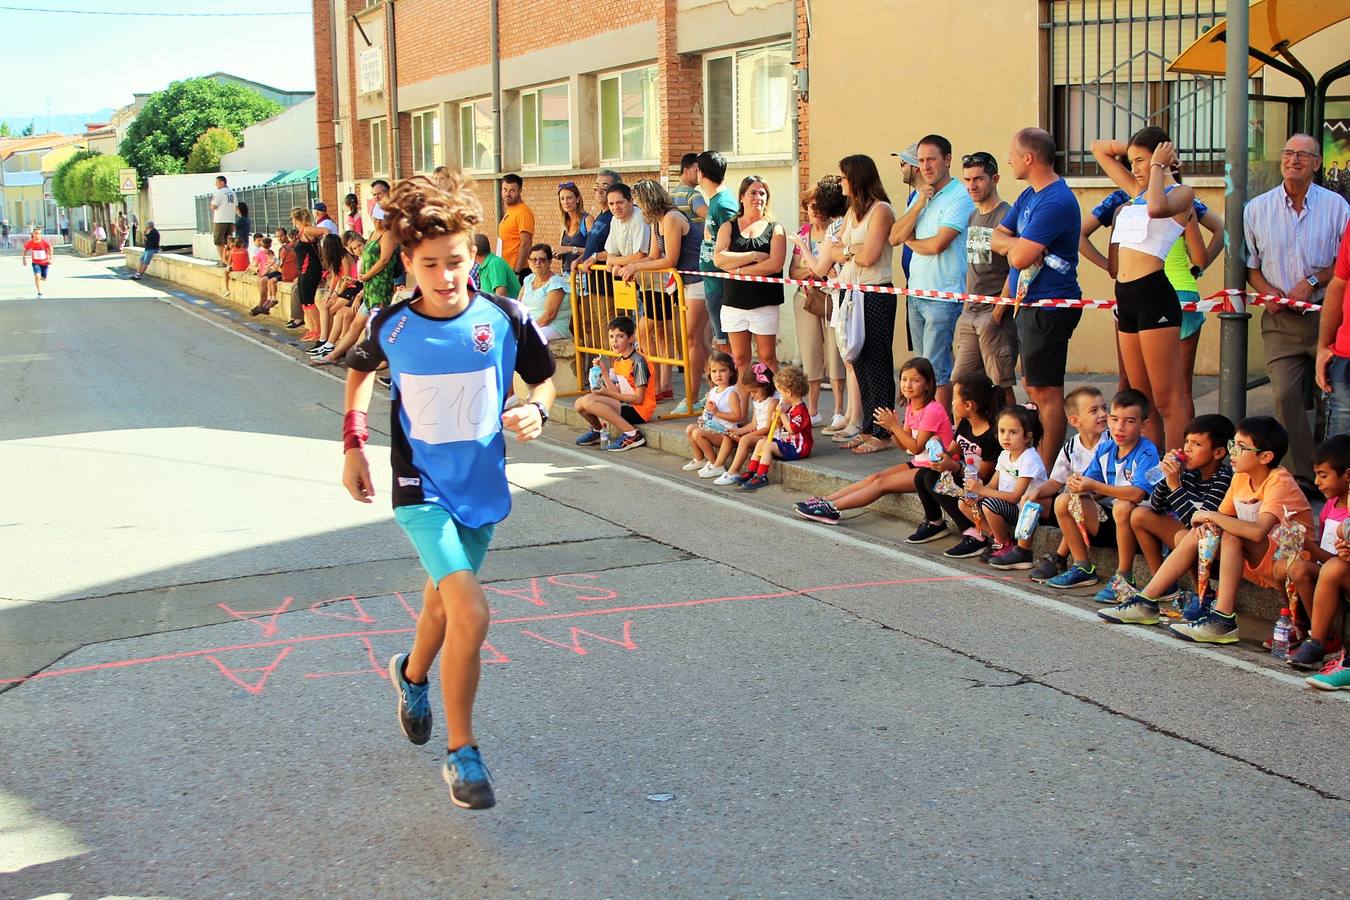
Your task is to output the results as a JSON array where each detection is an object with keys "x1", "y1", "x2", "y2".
[
  {"x1": 530, "y1": 401, "x2": 549, "y2": 425},
  {"x1": 1307, "y1": 275, "x2": 1320, "y2": 288}
]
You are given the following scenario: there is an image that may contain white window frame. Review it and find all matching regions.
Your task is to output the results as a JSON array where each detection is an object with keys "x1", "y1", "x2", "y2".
[
  {"x1": 519, "y1": 81, "x2": 572, "y2": 169},
  {"x1": 702, "y1": 40, "x2": 793, "y2": 160},
  {"x1": 370, "y1": 118, "x2": 389, "y2": 176},
  {"x1": 597, "y1": 64, "x2": 659, "y2": 165},
  {"x1": 458, "y1": 98, "x2": 494, "y2": 174},
  {"x1": 410, "y1": 107, "x2": 442, "y2": 174}
]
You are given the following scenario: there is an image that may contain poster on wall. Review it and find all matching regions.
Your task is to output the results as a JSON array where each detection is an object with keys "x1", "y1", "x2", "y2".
[{"x1": 1324, "y1": 103, "x2": 1350, "y2": 203}]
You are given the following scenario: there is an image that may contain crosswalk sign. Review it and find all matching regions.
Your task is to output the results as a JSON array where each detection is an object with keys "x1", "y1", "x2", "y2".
[{"x1": 118, "y1": 168, "x2": 137, "y2": 194}]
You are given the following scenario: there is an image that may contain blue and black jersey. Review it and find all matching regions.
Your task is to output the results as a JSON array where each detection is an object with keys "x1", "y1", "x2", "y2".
[{"x1": 345, "y1": 290, "x2": 555, "y2": 527}]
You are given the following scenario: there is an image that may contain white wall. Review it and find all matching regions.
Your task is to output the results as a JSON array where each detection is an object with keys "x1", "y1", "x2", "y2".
[{"x1": 220, "y1": 97, "x2": 318, "y2": 173}]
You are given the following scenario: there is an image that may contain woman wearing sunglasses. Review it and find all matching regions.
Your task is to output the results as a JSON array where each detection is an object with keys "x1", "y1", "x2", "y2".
[{"x1": 556, "y1": 181, "x2": 590, "y2": 274}]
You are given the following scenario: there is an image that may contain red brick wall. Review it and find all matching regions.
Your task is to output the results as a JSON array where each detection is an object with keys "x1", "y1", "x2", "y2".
[
  {"x1": 395, "y1": 0, "x2": 490, "y2": 83},
  {"x1": 658, "y1": 0, "x2": 702, "y2": 178},
  {"x1": 500, "y1": 0, "x2": 655, "y2": 57},
  {"x1": 313, "y1": 0, "x2": 338, "y2": 205},
  {"x1": 795, "y1": 0, "x2": 809, "y2": 198}
]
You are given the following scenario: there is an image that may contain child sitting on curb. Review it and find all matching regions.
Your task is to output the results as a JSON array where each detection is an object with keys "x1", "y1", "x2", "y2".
[
  {"x1": 683, "y1": 352, "x2": 743, "y2": 479},
  {"x1": 1016, "y1": 386, "x2": 1110, "y2": 579},
  {"x1": 1284, "y1": 435, "x2": 1350, "y2": 671},
  {"x1": 574, "y1": 315, "x2": 655, "y2": 452},
  {"x1": 908, "y1": 373, "x2": 1001, "y2": 544},
  {"x1": 1100, "y1": 416, "x2": 1312, "y2": 642},
  {"x1": 1122, "y1": 414, "x2": 1234, "y2": 597},
  {"x1": 738, "y1": 365, "x2": 813, "y2": 492},
  {"x1": 1046, "y1": 389, "x2": 1160, "y2": 591},
  {"x1": 948, "y1": 404, "x2": 1046, "y2": 561},
  {"x1": 719, "y1": 364, "x2": 779, "y2": 486}
]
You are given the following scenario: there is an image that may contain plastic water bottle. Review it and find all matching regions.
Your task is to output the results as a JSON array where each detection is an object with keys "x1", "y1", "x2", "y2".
[
  {"x1": 1270, "y1": 608, "x2": 1294, "y2": 660},
  {"x1": 1043, "y1": 252, "x2": 1072, "y2": 274},
  {"x1": 588, "y1": 357, "x2": 603, "y2": 390},
  {"x1": 925, "y1": 437, "x2": 945, "y2": 463},
  {"x1": 1145, "y1": 451, "x2": 1188, "y2": 488},
  {"x1": 1014, "y1": 501, "x2": 1042, "y2": 541},
  {"x1": 963, "y1": 453, "x2": 980, "y2": 503}
]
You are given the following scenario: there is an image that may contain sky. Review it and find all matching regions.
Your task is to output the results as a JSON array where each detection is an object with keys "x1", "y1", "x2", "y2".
[{"x1": 0, "y1": 1, "x2": 316, "y2": 120}]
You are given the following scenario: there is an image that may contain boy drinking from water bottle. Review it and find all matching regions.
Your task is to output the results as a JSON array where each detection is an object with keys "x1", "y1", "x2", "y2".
[{"x1": 340, "y1": 173, "x2": 556, "y2": 809}]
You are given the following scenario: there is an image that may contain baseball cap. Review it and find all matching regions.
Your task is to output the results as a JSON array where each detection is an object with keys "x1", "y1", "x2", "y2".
[
  {"x1": 313, "y1": 201, "x2": 328, "y2": 212},
  {"x1": 889, "y1": 144, "x2": 920, "y2": 166}
]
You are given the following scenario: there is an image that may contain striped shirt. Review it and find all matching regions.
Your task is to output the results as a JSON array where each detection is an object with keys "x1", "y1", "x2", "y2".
[
  {"x1": 1148, "y1": 459, "x2": 1233, "y2": 527},
  {"x1": 1243, "y1": 182, "x2": 1349, "y2": 304}
]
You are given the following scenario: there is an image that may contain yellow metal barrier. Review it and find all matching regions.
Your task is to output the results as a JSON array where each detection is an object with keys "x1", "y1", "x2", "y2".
[{"x1": 563, "y1": 264, "x2": 697, "y2": 419}]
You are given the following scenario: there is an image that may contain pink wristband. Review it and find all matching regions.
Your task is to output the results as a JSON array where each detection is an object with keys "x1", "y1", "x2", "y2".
[{"x1": 343, "y1": 409, "x2": 368, "y2": 452}]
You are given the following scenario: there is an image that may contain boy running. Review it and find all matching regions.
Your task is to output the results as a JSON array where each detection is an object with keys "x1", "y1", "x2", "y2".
[
  {"x1": 21, "y1": 226, "x2": 53, "y2": 299},
  {"x1": 340, "y1": 174, "x2": 556, "y2": 810}
]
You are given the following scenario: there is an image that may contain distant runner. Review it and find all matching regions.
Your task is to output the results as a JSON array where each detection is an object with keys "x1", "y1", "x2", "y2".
[{"x1": 22, "y1": 226, "x2": 53, "y2": 299}]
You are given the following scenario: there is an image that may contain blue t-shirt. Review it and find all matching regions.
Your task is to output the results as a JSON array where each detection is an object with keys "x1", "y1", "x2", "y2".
[
  {"x1": 582, "y1": 210, "x2": 613, "y2": 262},
  {"x1": 346, "y1": 291, "x2": 555, "y2": 527},
  {"x1": 1083, "y1": 435, "x2": 1160, "y2": 505},
  {"x1": 906, "y1": 178, "x2": 975, "y2": 293},
  {"x1": 1000, "y1": 177, "x2": 1082, "y2": 301}
]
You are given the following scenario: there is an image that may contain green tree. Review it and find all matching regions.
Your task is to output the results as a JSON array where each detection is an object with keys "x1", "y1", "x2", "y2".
[
  {"x1": 0, "y1": 121, "x2": 11, "y2": 137},
  {"x1": 119, "y1": 77, "x2": 282, "y2": 179},
  {"x1": 19, "y1": 119, "x2": 34, "y2": 136},
  {"x1": 52, "y1": 149, "x2": 99, "y2": 208},
  {"x1": 185, "y1": 126, "x2": 240, "y2": 174}
]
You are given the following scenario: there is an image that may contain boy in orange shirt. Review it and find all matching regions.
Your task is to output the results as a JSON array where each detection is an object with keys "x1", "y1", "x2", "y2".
[
  {"x1": 1115, "y1": 416, "x2": 1311, "y2": 643},
  {"x1": 574, "y1": 315, "x2": 655, "y2": 452}
]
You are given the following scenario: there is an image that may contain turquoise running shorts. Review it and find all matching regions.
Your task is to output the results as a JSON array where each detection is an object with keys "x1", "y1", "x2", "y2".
[{"x1": 394, "y1": 504, "x2": 495, "y2": 583}]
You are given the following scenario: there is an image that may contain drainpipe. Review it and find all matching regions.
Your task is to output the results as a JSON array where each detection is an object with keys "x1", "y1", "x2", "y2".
[
  {"x1": 490, "y1": 0, "x2": 503, "y2": 222},
  {"x1": 1218, "y1": 0, "x2": 1249, "y2": 424},
  {"x1": 789, "y1": 1, "x2": 802, "y2": 223},
  {"x1": 385, "y1": 0, "x2": 400, "y2": 178}
]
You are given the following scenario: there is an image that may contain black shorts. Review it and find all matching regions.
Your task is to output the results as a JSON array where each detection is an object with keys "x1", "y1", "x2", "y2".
[
  {"x1": 620, "y1": 404, "x2": 648, "y2": 426},
  {"x1": 1115, "y1": 269, "x2": 1182, "y2": 334},
  {"x1": 1089, "y1": 512, "x2": 1118, "y2": 548},
  {"x1": 264, "y1": 271, "x2": 282, "y2": 281},
  {"x1": 638, "y1": 289, "x2": 674, "y2": 321},
  {"x1": 297, "y1": 272, "x2": 321, "y2": 308},
  {"x1": 1016, "y1": 307, "x2": 1082, "y2": 388}
]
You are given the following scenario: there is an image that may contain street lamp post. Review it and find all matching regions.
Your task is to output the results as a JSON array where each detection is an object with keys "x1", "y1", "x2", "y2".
[{"x1": 1218, "y1": 0, "x2": 1251, "y2": 424}]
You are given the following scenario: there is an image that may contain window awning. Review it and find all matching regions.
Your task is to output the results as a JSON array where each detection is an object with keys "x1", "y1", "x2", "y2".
[{"x1": 1168, "y1": 0, "x2": 1350, "y2": 76}]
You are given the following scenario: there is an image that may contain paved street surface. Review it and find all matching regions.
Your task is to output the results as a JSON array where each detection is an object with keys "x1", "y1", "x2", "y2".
[{"x1": 3, "y1": 253, "x2": 1349, "y2": 898}]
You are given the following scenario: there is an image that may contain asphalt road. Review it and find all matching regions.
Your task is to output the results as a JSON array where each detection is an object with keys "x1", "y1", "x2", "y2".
[{"x1": 2, "y1": 254, "x2": 1349, "y2": 898}]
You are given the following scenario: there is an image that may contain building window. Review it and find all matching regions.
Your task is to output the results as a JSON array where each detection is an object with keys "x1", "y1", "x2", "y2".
[
  {"x1": 459, "y1": 98, "x2": 494, "y2": 172},
  {"x1": 370, "y1": 118, "x2": 388, "y2": 175},
  {"x1": 411, "y1": 108, "x2": 441, "y2": 173},
  {"x1": 599, "y1": 65, "x2": 659, "y2": 163},
  {"x1": 1047, "y1": 0, "x2": 1233, "y2": 176},
  {"x1": 703, "y1": 42, "x2": 792, "y2": 159},
  {"x1": 520, "y1": 83, "x2": 570, "y2": 168}
]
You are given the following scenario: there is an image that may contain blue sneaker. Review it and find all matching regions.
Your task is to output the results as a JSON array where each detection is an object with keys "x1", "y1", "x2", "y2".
[
  {"x1": 1047, "y1": 561, "x2": 1098, "y2": 590},
  {"x1": 575, "y1": 429, "x2": 602, "y2": 446},
  {"x1": 387, "y1": 653, "x2": 431, "y2": 745},
  {"x1": 605, "y1": 430, "x2": 646, "y2": 452},
  {"x1": 444, "y1": 745, "x2": 496, "y2": 809},
  {"x1": 1093, "y1": 572, "x2": 1135, "y2": 604},
  {"x1": 1181, "y1": 592, "x2": 1214, "y2": 622}
]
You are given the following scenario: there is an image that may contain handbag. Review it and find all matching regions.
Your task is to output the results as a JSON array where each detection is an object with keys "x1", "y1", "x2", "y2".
[
  {"x1": 803, "y1": 280, "x2": 831, "y2": 319},
  {"x1": 833, "y1": 289, "x2": 866, "y2": 363}
]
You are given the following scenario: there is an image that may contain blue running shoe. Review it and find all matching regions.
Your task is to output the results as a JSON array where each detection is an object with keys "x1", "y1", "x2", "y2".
[
  {"x1": 1094, "y1": 572, "x2": 1135, "y2": 604},
  {"x1": 1047, "y1": 562, "x2": 1098, "y2": 590},
  {"x1": 575, "y1": 429, "x2": 602, "y2": 446},
  {"x1": 387, "y1": 653, "x2": 431, "y2": 745},
  {"x1": 444, "y1": 745, "x2": 496, "y2": 809},
  {"x1": 605, "y1": 430, "x2": 646, "y2": 452},
  {"x1": 1181, "y1": 592, "x2": 1214, "y2": 622}
]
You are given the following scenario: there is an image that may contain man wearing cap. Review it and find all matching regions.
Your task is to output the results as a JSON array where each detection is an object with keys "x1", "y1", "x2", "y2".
[
  {"x1": 889, "y1": 145, "x2": 922, "y2": 285},
  {"x1": 952, "y1": 151, "x2": 1017, "y2": 407},
  {"x1": 132, "y1": 221, "x2": 160, "y2": 280},
  {"x1": 314, "y1": 202, "x2": 340, "y2": 236},
  {"x1": 889, "y1": 134, "x2": 975, "y2": 410}
]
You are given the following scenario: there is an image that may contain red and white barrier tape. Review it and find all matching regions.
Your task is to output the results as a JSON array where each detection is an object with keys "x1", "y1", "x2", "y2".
[{"x1": 673, "y1": 269, "x2": 1319, "y2": 314}]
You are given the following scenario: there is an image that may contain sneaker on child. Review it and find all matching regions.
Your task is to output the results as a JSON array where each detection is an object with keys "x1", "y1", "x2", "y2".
[
  {"x1": 1169, "y1": 609, "x2": 1239, "y2": 643},
  {"x1": 443, "y1": 745, "x2": 496, "y2": 809}
]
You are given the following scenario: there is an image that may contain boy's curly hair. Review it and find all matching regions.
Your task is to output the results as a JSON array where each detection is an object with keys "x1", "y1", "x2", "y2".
[
  {"x1": 381, "y1": 173, "x2": 482, "y2": 251},
  {"x1": 773, "y1": 364, "x2": 809, "y2": 399}
]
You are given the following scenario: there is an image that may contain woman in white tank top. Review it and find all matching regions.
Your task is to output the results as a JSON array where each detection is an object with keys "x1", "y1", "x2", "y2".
[{"x1": 1091, "y1": 127, "x2": 1197, "y2": 451}]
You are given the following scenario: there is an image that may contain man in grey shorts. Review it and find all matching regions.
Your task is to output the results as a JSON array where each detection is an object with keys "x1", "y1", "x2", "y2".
[
  {"x1": 209, "y1": 175, "x2": 237, "y2": 267},
  {"x1": 953, "y1": 150, "x2": 1018, "y2": 407}
]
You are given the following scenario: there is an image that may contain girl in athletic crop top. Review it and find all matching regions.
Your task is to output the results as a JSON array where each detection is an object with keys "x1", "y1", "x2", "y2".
[{"x1": 1090, "y1": 127, "x2": 1197, "y2": 453}]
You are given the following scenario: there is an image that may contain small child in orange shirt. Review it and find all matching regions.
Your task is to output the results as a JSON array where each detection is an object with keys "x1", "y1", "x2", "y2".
[{"x1": 223, "y1": 237, "x2": 250, "y2": 298}]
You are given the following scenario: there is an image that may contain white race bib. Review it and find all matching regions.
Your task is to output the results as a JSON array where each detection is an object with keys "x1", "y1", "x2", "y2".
[
  {"x1": 1321, "y1": 517, "x2": 1342, "y2": 554},
  {"x1": 1235, "y1": 498, "x2": 1262, "y2": 523},
  {"x1": 399, "y1": 369, "x2": 500, "y2": 444},
  {"x1": 1112, "y1": 204, "x2": 1150, "y2": 244}
]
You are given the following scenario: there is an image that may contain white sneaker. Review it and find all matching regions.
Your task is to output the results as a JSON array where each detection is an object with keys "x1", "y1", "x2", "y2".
[
  {"x1": 713, "y1": 471, "x2": 740, "y2": 486},
  {"x1": 682, "y1": 458, "x2": 705, "y2": 471},
  {"x1": 698, "y1": 463, "x2": 725, "y2": 479},
  {"x1": 36, "y1": 292, "x2": 43, "y2": 299},
  {"x1": 822, "y1": 414, "x2": 847, "y2": 434},
  {"x1": 809, "y1": 412, "x2": 824, "y2": 426}
]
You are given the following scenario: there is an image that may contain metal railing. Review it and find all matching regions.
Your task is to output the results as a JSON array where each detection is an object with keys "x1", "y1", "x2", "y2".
[
  {"x1": 194, "y1": 178, "x2": 318, "y2": 236},
  {"x1": 1044, "y1": 0, "x2": 1227, "y2": 176},
  {"x1": 564, "y1": 264, "x2": 697, "y2": 419}
]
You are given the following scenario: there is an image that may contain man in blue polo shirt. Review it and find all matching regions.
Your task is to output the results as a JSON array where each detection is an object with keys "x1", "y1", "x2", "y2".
[
  {"x1": 890, "y1": 133, "x2": 975, "y2": 410},
  {"x1": 991, "y1": 127, "x2": 1083, "y2": 469}
]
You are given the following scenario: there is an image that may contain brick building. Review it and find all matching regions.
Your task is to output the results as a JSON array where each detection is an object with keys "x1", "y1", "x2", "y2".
[{"x1": 311, "y1": 0, "x2": 807, "y2": 255}]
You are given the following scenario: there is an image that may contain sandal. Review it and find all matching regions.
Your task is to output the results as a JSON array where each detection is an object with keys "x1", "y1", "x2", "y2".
[
  {"x1": 839, "y1": 435, "x2": 868, "y2": 451},
  {"x1": 851, "y1": 437, "x2": 890, "y2": 455},
  {"x1": 830, "y1": 426, "x2": 862, "y2": 444}
]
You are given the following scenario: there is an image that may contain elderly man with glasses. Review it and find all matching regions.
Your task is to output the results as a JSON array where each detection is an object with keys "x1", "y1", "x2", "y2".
[{"x1": 1243, "y1": 134, "x2": 1350, "y2": 489}]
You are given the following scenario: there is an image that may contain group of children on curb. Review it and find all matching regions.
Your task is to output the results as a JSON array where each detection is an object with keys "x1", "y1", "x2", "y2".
[
  {"x1": 575, "y1": 347, "x2": 1350, "y2": 692},
  {"x1": 224, "y1": 227, "x2": 300, "y2": 311}
]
